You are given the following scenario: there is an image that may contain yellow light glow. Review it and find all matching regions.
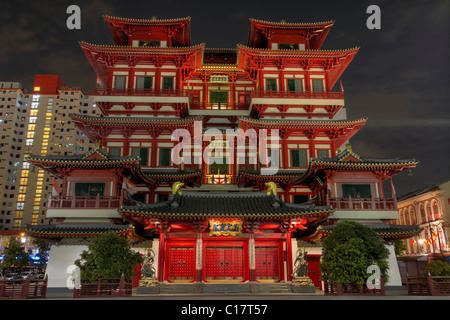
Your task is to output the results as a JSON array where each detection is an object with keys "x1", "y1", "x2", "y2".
[{"x1": 34, "y1": 87, "x2": 40, "y2": 92}]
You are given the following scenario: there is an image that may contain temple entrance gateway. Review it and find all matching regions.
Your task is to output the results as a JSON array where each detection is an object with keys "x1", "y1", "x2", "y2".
[{"x1": 204, "y1": 246, "x2": 244, "y2": 281}]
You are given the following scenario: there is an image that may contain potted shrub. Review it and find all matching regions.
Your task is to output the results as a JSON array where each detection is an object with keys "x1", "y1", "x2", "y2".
[{"x1": 320, "y1": 221, "x2": 390, "y2": 295}]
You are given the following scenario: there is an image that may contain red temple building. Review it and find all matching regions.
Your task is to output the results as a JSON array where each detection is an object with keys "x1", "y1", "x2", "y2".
[{"x1": 24, "y1": 16, "x2": 422, "y2": 291}]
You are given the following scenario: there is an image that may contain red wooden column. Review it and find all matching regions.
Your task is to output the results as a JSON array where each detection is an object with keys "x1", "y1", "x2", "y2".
[
  {"x1": 158, "y1": 232, "x2": 166, "y2": 282},
  {"x1": 286, "y1": 231, "x2": 293, "y2": 282},
  {"x1": 245, "y1": 221, "x2": 260, "y2": 283},
  {"x1": 192, "y1": 220, "x2": 208, "y2": 285},
  {"x1": 157, "y1": 220, "x2": 169, "y2": 282}
]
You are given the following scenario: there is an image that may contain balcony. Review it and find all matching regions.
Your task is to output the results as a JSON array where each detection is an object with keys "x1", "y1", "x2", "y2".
[
  {"x1": 252, "y1": 90, "x2": 344, "y2": 100},
  {"x1": 48, "y1": 195, "x2": 123, "y2": 209},
  {"x1": 94, "y1": 88, "x2": 188, "y2": 97},
  {"x1": 328, "y1": 197, "x2": 397, "y2": 211},
  {"x1": 189, "y1": 102, "x2": 250, "y2": 111}
]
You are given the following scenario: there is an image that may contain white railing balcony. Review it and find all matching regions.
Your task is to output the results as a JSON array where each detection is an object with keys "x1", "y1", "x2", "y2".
[
  {"x1": 327, "y1": 197, "x2": 397, "y2": 211},
  {"x1": 48, "y1": 195, "x2": 123, "y2": 209}
]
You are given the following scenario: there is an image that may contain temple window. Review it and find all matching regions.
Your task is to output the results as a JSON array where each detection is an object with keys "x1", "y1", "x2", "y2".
[
  {"x1": 317, "y1": 149, "x2": 328, "y2": 158},
  {"x1": 109, "y1": 147, "x2": 121, "y2": 156},
  {"x1": 287, "y1": 79, "x2": 302, "y2": 92},
  {"x1": 266, "y1": 78, "x2": 277, "y2": 91},
  {"x1": 312, "y1": 79, "x2": 324, "y2": 92},
  {"x1": 114, "y1": 76, "x2": 126, "y2": 89},
  {"x1": 74, "y1": 182, "x2": 105, "y2": 197},
  {"x1": 341, "y1": 184, "x2": 371, "y2": 199},
  {"x1": 279, "y1": 43, "x2": 299, "y2": 50},
  {"x1": 163, "y1": 77, "x2": 173, "y2": 90},
  {"x1": 132, "y1": 147, "x2": 149, "y2": 166},
  {"x1": 291, "y1": 149, "x2": 307, "y2": 168},
  {"x1": 293, "y1": 194, "x2": 309, "y2": 204},
  {"x1": 159, "y1": 148, "x2": 171, "y2": 166},
  {"x1": 136, "y1": 76, "x2": 152, "y2": 90}
]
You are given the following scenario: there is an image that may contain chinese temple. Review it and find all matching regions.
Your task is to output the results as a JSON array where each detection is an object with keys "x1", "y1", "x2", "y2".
[{"x1": 24, "y1": 16, "x2": 422, "y2": 290}]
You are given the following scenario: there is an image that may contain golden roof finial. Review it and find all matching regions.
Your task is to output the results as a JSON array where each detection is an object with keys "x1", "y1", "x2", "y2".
[
  {"x1": 94, "y1": 140, "x2": 102, "y2": 150},
  {"x1": 265, "y1": 181, "x2": 278, "y2": 196},
  {"x1": 151, "y1": 16, "x2": 157, "y2": 21},
  {"x1": 280, "y1": 18, "x2": 286, "y2": 23},
  {"x1": 172, "y1": 181, "x2": 184, "y2": 195},
  {"x1": 346, "y1": 142, "x2": 352, "y2": 152}
]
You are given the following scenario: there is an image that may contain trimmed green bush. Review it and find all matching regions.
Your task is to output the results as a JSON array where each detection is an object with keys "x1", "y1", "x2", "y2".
[{"x1": 320, "y1": 221, "x2": 390, "y2": 284}]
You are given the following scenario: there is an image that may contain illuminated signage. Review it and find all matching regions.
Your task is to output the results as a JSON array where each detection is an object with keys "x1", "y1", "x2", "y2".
[
  {"x1": 209, "y1": 75, "x2": 229, "y2": 83},
  {"x1": 209, "y1": 220, "x2": 242, "y2": 237},
  {"x1": 209, "y1": 140, "x2": 228, "y2": 149}
]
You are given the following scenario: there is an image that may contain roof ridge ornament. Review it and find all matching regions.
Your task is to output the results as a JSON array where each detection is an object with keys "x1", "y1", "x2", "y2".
[
  {"x1": 172, "y1": 181, "x2": 184, "y2": 195},
  {"x1": 265, "y1": 181, "x2": 278, "y2": 196}
]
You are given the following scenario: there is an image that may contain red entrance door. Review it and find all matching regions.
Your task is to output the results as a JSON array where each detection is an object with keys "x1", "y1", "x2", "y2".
[
  {"x1": 205, "y1": 246, "x2": 244, "y2": 281},
  {"x1": 167, "y1": 246, "x2": 195, "y2": 282},
  {"x1": 255, "y1": 246, "x2": 281, "y2": 281},
  {"x1": 306, "y1": 255, "x2": 322, "y2": 289}
]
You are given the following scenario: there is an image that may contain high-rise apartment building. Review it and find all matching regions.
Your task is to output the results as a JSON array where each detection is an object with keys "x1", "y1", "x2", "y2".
[{"x1": 0, "y1": 76, "x2": 100, "y2": 230}]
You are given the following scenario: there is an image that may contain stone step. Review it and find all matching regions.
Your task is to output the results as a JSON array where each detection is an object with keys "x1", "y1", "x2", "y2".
[
  {"x1": 257, "y1": 283, "x2": 292, "y2": 293},
  {"x1": 202, "y1": 283, "x2": 252, "y2": 294},
  {"x1": 159, "y1": 283, "x2": 196, "y2": 294}
]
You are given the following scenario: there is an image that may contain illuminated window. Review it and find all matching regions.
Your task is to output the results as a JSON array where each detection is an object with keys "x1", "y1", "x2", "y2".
[
  {"x1": 29, "y1": 117, "x2": 37, "y2": 123},
  {"x1": 26, "y1": 139, "x2": 33, "y2": 146},
  {"x1": 28, "y1": 124, "x2": 36, "y2": 131},
  {"x1": 33, "y1": 87, "x2": 41, "y2": 92},
  {"x1": 16, "y1": 203, "x2": 24, "y2": 210},
  {"x1": 32, "y1": 95, "x2": 40, "y2": 101}
]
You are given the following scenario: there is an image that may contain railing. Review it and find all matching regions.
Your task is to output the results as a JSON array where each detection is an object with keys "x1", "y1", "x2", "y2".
[
  {"x1": 95, "y1": 88, "x2": 188, "y2": 97},
  {"x1": 0, "y1": 276, "x2": 48, "y2": 299},
  {"x1": 73, "y1": 277, "x2": 132, "y2": 298},
  {"x1": 252, "y1": 90, "x2": 344, "y2": 100},
  {"x1": 189, "y1": 102, "x2": 250, "y2": 110},
  {"x1": 407, "y1": 276, "x2": 450, "y2": 296},
  {"x1": 324, "y1": 278, "x2": 385, "y2": 296},
  {"x1": 327, "y1": 197, "x2": 397, "y2": 211},
  {"x1": 48, "y1": 195, "x2": 123, "y2": 209}
]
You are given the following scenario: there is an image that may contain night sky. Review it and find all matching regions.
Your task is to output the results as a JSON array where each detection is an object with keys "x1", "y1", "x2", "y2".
[{"x1": 1, "y1": 0, "x2": 448, "y2": 197}]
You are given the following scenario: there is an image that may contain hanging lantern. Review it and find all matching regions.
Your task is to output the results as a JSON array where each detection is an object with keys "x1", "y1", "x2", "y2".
[{"x1": 410, "y1": 239, "x2": 416, "y2": 244}]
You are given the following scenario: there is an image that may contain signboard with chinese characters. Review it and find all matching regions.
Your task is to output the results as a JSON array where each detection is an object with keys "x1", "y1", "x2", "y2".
[
  {"x1": 209, "y1": 75, "x2": 229, "y2": 83},
  {"x1": 209, "y1": 220, "x2": 242, "y2": 237}
]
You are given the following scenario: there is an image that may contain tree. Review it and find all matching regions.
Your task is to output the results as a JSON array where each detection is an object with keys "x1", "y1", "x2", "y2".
[
  {"x1": 320, "y1": 221, "x2": 390, "y2": 284},
  {"x1": 426, "y1": 260, "x2": 450, "y2": 277},
  {"x1": 392, "y1": 239, "x2": 407, "y2": 257},
  {"x1": 3, "y1": 237, "x2": 29, "y2": 269},
  {"x1": 74, "y1": 231, "x2": 143, "y2": 283}
]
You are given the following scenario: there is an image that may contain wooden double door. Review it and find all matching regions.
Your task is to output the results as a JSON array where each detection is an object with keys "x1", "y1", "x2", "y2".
[
  {"x1": 255, "y1": 246, "x2": 281, "y2": 281},
  {"x1": 204, "y1": 246, "x2": 245, "y2": 281},
  {"x1": 167, "y1": 246, "x2": 196, "y2": 282},
  {"x1": 165, "y1": 240, "x2": 283, "y2": 283}
]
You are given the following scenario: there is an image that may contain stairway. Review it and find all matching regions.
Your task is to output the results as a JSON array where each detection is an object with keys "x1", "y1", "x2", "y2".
[
  {"x1": 256, "y1": 283, "x2": 292, "y2": 293},
  {"x1": 159, "y1": 283, "x2": 196, "y2": 294},
  {"x1": 202, "y1": 283, "x2": 252, "y2": 294}
]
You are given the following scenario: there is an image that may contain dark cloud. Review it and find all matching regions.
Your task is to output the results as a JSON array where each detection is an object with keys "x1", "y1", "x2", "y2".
[{"x1": 0, "y1": 0, "x2": 448, "y2": 196}]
